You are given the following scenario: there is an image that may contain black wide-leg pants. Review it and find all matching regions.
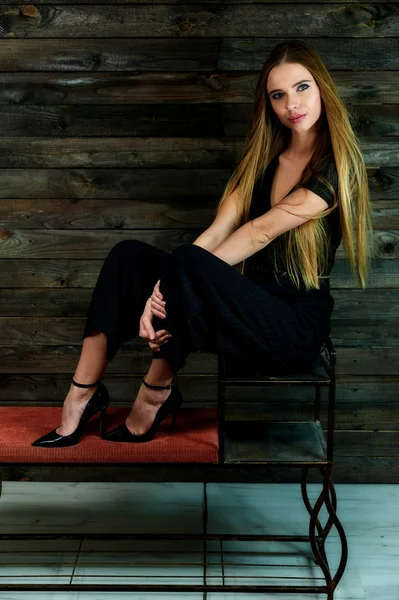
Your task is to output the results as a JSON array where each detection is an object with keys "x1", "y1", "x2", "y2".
[{"x1": 82, "y1": 240, "x2": 327, "y2": 375}]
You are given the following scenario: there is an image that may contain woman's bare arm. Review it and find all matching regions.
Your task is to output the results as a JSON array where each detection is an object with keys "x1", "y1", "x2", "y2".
[
  {"x1": 193, "y1": 188, "x2": 240, "y2": 252},
  {"x1": 212, "y1": 187, "x2": 330, "y2": 266}
]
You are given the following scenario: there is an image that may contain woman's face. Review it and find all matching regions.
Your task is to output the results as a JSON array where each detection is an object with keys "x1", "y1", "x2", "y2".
[{"x1": 266, "y1": 62, "x2": 323, "y2": 131}]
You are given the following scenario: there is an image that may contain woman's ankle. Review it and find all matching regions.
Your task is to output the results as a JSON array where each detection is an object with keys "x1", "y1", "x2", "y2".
[
  {"x1": 67, "y1": 382, "x2": 99, "y2": 401},
  {"x1": 145, "y1": 358, "x2": 175, "y2": 387},
  {"x1": 143, "y1": 374, "x2": 173, "y2": 390}
]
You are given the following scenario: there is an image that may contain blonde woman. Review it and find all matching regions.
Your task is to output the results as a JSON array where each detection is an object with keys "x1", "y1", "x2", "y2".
[{"x1": 32, "y1": 40, "x2": 372, "y2": 448}]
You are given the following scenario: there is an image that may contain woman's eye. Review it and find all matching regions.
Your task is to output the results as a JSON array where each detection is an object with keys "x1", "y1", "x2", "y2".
[{"x1": 272, "y1": 84, "x2": 309, "y2": 100}]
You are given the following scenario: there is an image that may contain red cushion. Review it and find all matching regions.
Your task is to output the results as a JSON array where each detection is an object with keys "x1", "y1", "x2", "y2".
[{"x1": 0, "y1": 407, "x2": 219, "y2": 464}]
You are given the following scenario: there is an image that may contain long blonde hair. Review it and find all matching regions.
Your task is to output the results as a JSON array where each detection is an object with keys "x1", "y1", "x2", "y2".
[{"x1": 217, "y1": 40, "x2": 374, "y2": 289}]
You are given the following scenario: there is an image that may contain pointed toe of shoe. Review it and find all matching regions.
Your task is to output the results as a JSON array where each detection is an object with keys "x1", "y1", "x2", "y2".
[
  {"x1": 31, "y1": 429, "x2": 58, "y2": 447},
  {"x1": 31, "y1": 429, "x2": 78, "y2": 448}
]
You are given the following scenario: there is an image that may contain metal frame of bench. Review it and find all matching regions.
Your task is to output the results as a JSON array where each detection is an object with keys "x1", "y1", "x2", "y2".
[{"x1": 0, "y1": 336, "x2": 348, "y2": 598}]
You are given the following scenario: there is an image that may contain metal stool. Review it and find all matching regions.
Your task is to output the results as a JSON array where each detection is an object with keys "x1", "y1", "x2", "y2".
[{"x1": 215, "y1": 337, "x2": 349, "y2": 599}]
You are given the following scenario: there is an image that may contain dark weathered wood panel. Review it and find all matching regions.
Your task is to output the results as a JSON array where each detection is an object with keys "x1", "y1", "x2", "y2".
[
  {"x1": 327, "y1": 432, "x2": 399, "y2": 456},
  {"x1": 335, "y1": 349, "x2": 399, "y2": 375},
  {"x1": 0, "y1": 137, "x2": 241, "y2": 165},
  {"x1": 0, "y1": 373, "x2": 398, "y2": 404},
  {"x1": 2, "y1": 198, "x2": 219, "y2": 229},
  {"x1": 0, "y1": 169, "x2": 231, "y2": 199},
  {"x1": 1, "y1": 315, "x2": 398, "y2": 347},
  {"x1": 0, "y1": 198, "x2": 398, "y2": 231},
  {"x1": 0, "y1": 109, "x2": 229, "y2": 138},
  {"x1": 371, "y1": 201, "x2": 399, "y2": 230},
  {"x1": 0, "y1": 229, "x2": 396, "y2": 261},
  {"x1": 0, "y1": 135, "x2": 398, "y2": 166},
  {"x1": 220, "y1": 38, "x2": 399, "y2": 70},
  {"x1": 0, "y1": 345, "x2": 398, "y2": 375},
  {"x1": 0, "y1": 165, "x2": 398, "y2": 199},
  {"x1": 0, "y1": 72, "x2": 397, "y2": 103},
  {"x1": 0, "y1": 189, "x2": 398, "y2": 230},
  {"x1": 229, "y1": 402, "x2": 399, "y2": 430},
  {"x1": 0, "y1": 258, "x2": 397, "y2": 288},
  {"x1": 1, "y1": 5, "x2": 397, "y2": 38},
  {"x1": 1, "y1": 289, "x2": 397, "y2": 318},
  {"x1": 0, "y1": 38, "x2": 219, "y2": 70},
  {"x1": 0, "y1": 344, "x2": 217, "y2": 374},
  {"x1": 331, "y1": 321, "x2": 399, "y2": 346}
]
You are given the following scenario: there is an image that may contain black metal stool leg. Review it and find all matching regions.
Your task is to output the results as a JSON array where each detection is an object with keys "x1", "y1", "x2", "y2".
[
  {"x1": 318, "y1": 465, "x2": 338, "y2": 538},
  {"x1": 203, "y1": 481, "x2": 208, "y2": 599},
  {"x1": 306, "y1": 465, "x2": 348, "y2": 599},
  {"x1": 301, "y1": 466, "x2": 329, "y2": 569},
  {"x1": 322, "y1": 467, "x2": 349, "y2": 596},
  {"x1": 309, "y1": 471, "x2": 333, "y2": 590}
]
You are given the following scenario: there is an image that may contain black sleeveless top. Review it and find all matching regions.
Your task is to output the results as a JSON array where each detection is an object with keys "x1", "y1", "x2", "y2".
[{"x1": 244, "y1": 152, "x2": 342, "y2": 320}]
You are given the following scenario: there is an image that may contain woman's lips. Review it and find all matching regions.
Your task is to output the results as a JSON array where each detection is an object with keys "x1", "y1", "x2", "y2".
[{"x1": 288, "y1": 114, "x2": 306, "y2": 124}]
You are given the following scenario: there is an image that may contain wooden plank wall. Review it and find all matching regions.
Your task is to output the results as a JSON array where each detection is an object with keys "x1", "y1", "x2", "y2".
[{"x1": 0, "y1": 1, "x2": 398, "y2": 482}]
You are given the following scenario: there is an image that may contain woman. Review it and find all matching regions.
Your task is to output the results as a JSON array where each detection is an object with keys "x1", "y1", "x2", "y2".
[{"x1": 32, "y1": 40, "x2": 373, "y2": 448}]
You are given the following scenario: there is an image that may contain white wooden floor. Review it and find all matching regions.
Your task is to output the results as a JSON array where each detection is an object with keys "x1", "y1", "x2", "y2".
[{"x1": 0, "y1": 481, "x2": 397, "y2": 599}]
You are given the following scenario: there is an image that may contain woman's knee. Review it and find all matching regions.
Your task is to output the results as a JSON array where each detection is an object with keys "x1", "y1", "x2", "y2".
[
  {"x1": 169, "y1": 243, "x2": 207, "y2": 264},
  {"x1": 108, "y1": 239, "x2": 150, "y2": 259}
]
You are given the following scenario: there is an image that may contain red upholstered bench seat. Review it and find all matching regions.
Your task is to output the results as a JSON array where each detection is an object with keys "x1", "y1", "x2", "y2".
[{"x1": 0, "y1": 407, "x2": 219, "y2": 464}]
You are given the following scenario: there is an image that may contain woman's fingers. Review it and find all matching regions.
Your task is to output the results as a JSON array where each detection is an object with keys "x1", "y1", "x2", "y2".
[
  {"x1": 139, "y1": 316, "x2": 147, "y2": 339},
  {"x1": 148, "y1": 331, "x2": 172, "y2": 351},
  {"x1": 151, "y1": 294, "x2": 166, "y2": 318},
  {"x1": 154, "y1": 280, "x2": 163, "y2": 301},
  {"x1": 151, "y1": 291, "x2": 165, "y2": 308},
  {"x1": 142, "y1": 315, "x2": 155, "y2": 340},
  {"x1": 155, "y1": 330, "x2": 172, "y2": 344},
  {"x1": 151, "y1": 281, "x2": 166, "y2": 318},
  {"x1": 154, "y1": 329, "x2": 169, "y2": 339},
  {"x1": 149, "y1": 339, "x2": 168, "y2": 351}
]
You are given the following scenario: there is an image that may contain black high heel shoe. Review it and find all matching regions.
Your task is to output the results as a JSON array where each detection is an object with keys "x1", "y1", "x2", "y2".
[
  {"x1": 31, "y1": 378, "x2": 110, "y2": 448},
  {"x1": 104, "y1": 376, "x2": 183, "y2": 443}
]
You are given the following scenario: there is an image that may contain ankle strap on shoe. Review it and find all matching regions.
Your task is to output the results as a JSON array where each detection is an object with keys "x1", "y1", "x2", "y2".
[
  {"x1": 71, "y1": 378, "x2": 102, "y2": 388},
  {"x1": 142, "y1": 375, "x2": 173, "y2": 391}
]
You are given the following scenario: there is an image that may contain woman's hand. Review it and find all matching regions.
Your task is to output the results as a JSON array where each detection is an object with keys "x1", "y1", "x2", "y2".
[
  {"x1": 139, "y1": 297, "x2": 172, "y2": 352},
  {"x1": 150, "y1": 279, "x2": 167, "y2": 319}
]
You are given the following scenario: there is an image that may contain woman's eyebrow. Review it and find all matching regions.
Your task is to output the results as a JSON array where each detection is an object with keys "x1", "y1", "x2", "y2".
[{"x1": 268, "y1": 79, "x2": 312, "y2": 95}]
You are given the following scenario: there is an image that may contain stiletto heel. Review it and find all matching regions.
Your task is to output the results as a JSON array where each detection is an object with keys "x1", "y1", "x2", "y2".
[
  {"x1": 31, "y1": 378, "x2": 110, "y2": 448},
  {"x1": 171, "y1": 409, "x2": 178, "y2": 430},
  {"x1": 100, "y1": 405, "x2": 108, "y2": 438},
  {"x1": 105, "y1": 375, "x2": 183, "y2": 443}
]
